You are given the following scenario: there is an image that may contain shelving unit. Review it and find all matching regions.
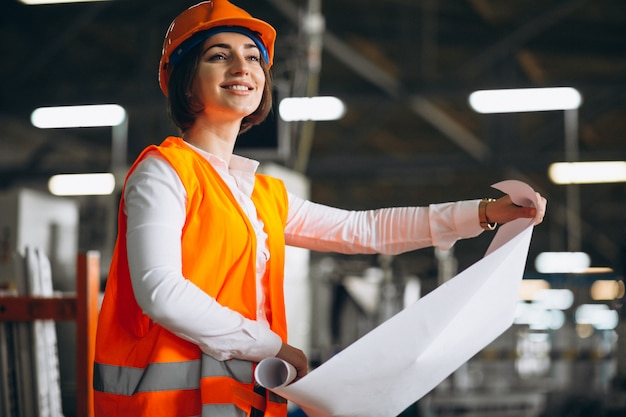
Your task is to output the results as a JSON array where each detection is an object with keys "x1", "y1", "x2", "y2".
[{"x1": 0, "y1": 251, "x2": 100, "y2": 417}]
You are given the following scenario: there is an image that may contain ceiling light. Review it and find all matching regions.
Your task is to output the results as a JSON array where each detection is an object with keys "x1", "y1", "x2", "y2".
[
  {"x1": 514, "y1": 301, "x2": 565, "y2": 330},
  {"x1": 468, "y1": 87, "x2": 582, "y2": 113},
  {"x1": 591, "y1": 280, "x2": 625, "y2": 301},
  {"x1": 575, "y1": 304, "x2": 618, "y2": 330},
  {"x1": 549, "y1": 161, "x2": 626, "y2": 184},
  {"x1": 533, "y1": 289, "x2": 574, "y2": 310},
  {"x1": 31, "y1": 104, "x2": 126, "y2": 128},
  {"x1": 584, "y1": 267, "x2": 614, "y2": 274},
  {"x1": 279, "y1": 96, "x2": 346, "y2": 121},
  {"x1": 535, "y1": 251, "x2": 590, "y2": 274},
  {"x1": 518, "y1": 279, "x2": 550, "y2": 301},
  {"x1": 48, "y1": 173, "x2": 115, "y2": 196}
]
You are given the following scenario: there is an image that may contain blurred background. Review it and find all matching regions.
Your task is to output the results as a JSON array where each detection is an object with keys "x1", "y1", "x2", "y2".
[{"x1": 0, "y1": 0, "x2": 625, "y2": 416}]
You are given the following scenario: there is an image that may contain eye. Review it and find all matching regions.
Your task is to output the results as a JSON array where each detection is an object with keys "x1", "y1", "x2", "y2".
[
  {"x1": 207, "y1": 52, "x2": 227, "y2": 61},
  {"x1": 247, "y1": 54, "x2": 261, "y2": 63}
]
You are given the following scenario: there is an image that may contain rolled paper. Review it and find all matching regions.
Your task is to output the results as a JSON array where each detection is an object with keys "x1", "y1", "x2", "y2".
[{"x1": 255, "y1": 357, "x2": 298, "y2": 389}]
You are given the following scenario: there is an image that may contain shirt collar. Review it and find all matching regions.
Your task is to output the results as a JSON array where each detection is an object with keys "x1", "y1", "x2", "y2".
[{"x1": 185, "y1": 141, "x2": 260, "y2": 174}]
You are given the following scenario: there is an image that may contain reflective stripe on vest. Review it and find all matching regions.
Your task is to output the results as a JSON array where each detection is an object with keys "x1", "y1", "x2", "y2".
[
  {"x1": 203, "y1": 404, "x2": 246, "y2": 417},
  {"x1": 94, "y1": 355, "x2": 252, "y2": 395},
  {"x1": 95, "y1": 354, "x2": 286, "y2": 416}
]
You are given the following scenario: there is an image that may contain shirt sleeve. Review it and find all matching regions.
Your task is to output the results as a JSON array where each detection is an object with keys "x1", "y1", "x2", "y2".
[
  {"x1": 284, "y1": 193, "x2": 483, "y2": 253},
  {"x1": 124, "y1": 155, "x2": 282, "y2": 362}
]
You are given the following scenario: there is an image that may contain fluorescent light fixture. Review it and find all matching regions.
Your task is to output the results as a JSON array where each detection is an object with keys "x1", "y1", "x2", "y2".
[
  {"x1": 514, "y1": 301, "x2": 565, "y2": 330},
  {"x1": 20, "y1": 0, "x2": 110, "y2": 4},
  {"x1": 469, "y1": 87, "x2": 582, "y2": 113},
  {"x1": 48, "y1": 173, "x2": 115, "y2": 196},
  {"x1": 549, "y1": 161, "x2": 626, "y2": 184},
  {"x1": 591, "y1": 280, "x2": 625, "y2": 301},
  {"x1": 518, "y1": 279, "x2": 550, "y2": 301},
  {"x1": 533, "y1": 289, "x2": 574, "y2": 310},
  {"x1": 535, "y1": 251, "x2": 590, "y2": 274},
  {"x1": 31, "y1": 104, "x2": 126, "y2": 128},
  {"x1": 575, "y1": 304, "x2": 618, "y2": 330},
  {"x1": 279, "y1": 96, "x2": 346, "y2": 121},
  {"x1": 585, "y1": 267, "x2": 614, "y2": 274}
]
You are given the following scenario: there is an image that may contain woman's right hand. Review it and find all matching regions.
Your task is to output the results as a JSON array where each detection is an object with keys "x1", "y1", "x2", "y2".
[{"x1": 276, "y1": 342, "x2": 308, "y2": 381}]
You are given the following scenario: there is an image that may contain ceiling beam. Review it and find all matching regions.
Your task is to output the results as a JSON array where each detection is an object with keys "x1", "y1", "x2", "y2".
[
  {"x1": 321, "y1": 26, "x2": 493, "y2": 164},
  {"x1": 457, "y1": 0, "x2": 589, "y2": 79},
  {"x1": 268, "y1": 0, "x2": 492, "y2": 165}
]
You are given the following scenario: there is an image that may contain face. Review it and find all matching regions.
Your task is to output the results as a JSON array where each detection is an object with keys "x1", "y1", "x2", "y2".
[{"x1": 192, "y1": 32, "x2": 266, "y2": 122}]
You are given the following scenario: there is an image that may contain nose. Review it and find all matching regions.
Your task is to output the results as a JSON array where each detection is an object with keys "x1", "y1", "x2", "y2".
[{"x1": 230, "y1": 53, "x2": 250, "y2": 75}]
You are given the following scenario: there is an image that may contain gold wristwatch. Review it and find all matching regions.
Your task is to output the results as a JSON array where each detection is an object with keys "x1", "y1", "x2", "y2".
[{"x1": 479, "y1": 198, "x2": 497, "y2": 230}]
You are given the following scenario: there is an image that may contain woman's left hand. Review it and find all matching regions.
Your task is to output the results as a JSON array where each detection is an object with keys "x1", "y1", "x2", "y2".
[{"x1": 486, "y1": 192, "x2": 547, "y2": 225}]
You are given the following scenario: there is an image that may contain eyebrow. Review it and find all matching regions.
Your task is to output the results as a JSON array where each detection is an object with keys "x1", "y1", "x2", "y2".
[{"x1": 204, "y1": 42, "x2": 259, "y2": 54}]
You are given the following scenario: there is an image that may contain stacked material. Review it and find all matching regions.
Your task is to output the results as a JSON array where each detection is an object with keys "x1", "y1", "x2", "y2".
[{"x1": 0, "y1": 247, "x2": 64, "y2": 417}]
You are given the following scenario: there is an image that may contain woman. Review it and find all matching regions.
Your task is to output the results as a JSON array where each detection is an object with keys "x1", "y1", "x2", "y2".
[{"x1": 94, "y1": 1, "x2": 547, "y2": 416}]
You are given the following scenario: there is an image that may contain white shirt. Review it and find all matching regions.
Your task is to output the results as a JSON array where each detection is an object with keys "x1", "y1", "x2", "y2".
[{"x1": 124, "y1": 144, "x2": 483, "y2": 362}]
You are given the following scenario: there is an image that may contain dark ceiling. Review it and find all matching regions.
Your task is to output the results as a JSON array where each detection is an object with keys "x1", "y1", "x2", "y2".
[{"x1": 1, "y1": 0, "x2": 625, "y2": 278}]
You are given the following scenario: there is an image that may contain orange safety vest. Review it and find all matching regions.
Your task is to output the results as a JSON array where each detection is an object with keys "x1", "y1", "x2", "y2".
[{"x1": 94, "y1": 137, "x2": 289, "y2": 417}]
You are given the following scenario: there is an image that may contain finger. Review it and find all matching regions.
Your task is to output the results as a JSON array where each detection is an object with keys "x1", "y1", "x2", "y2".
[
  {"x1": 295, "y1": 365, "x2": 308, "y2": 381},
  {"x1": 517, "y1": 206, "x2": 536, "y2": 219},
  {"x1": 534, "y1": 193, "x2": 547, "y2": 224}
]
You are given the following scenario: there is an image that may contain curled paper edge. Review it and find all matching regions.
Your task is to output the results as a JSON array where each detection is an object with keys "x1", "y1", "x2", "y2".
[
  {"x1": 491, "y1": 179, "x2": 539, "y2": 216},
  {"x1": 255, "y1": 357, "x2": 298, "y2": 389},
  {"x1": 485, "y1": 180, "x2": 539, "y2": 256}
]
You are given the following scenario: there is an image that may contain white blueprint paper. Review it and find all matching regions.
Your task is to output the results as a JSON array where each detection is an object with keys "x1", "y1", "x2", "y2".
[{"x1": 261, "y1": 180, "x2": 540, "y2": 417}]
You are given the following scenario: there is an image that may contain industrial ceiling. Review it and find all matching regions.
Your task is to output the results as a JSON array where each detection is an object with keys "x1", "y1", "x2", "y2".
[{"x1": 1, "y1": 0, "x2": 625, "y2": 278}]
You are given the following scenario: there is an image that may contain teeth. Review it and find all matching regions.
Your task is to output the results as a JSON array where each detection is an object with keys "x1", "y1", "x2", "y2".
[{"x1": 226, "y1": 85, "x2": 249, "y2": 91}]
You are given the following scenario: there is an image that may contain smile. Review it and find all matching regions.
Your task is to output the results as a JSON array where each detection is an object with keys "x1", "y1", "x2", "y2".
[{"x1": 223, "y1": 84, "x2": 252, "y2": 91}]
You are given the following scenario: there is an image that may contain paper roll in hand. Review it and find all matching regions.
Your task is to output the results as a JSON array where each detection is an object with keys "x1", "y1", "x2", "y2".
[{"x1": 255, "y1": 357, "x2": 298, "y2": 389}]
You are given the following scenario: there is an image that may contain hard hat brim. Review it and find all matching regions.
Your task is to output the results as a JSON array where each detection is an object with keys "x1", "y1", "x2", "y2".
[{"x1": 159, "y1": 14, "x2": 276, "y2": 96}]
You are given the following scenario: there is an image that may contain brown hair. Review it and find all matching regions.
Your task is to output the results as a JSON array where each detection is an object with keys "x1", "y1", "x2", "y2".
[{"x1": 166, "y1": 41, "x2": 273, "y2": 135}]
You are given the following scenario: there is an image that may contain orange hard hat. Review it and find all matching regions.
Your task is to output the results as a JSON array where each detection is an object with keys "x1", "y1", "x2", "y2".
[{"x1": 158, "y1": 0, "x2": 276, "y2": 96}]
